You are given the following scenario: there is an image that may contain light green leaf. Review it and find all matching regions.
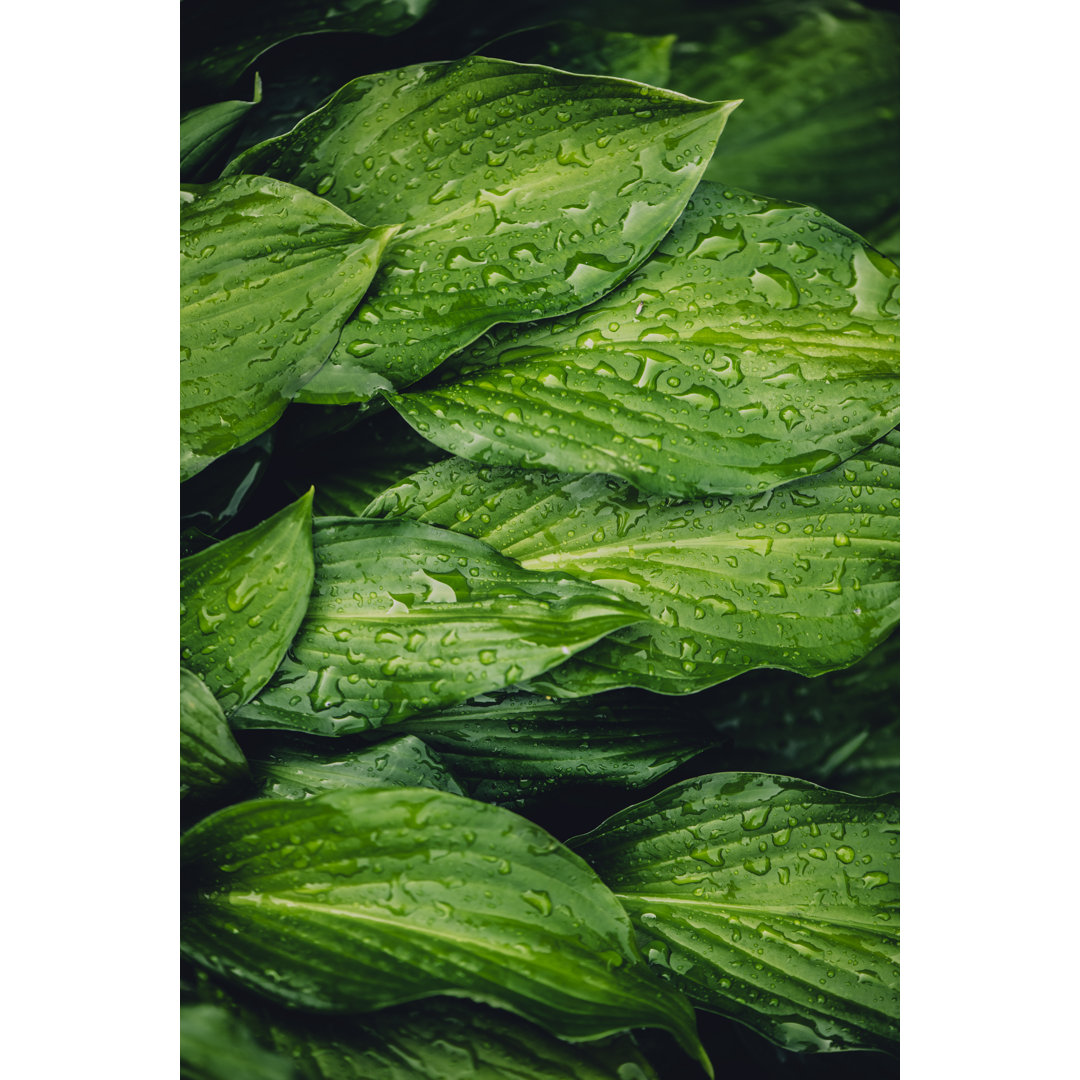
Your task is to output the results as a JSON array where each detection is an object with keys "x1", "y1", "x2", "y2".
[
  {"x1": 180, "y1": 491, "x2": 315, "y2": 712},
  {"x1": 181, "y1": 1003, "x2": 296, "y2": 1080},
  {"x1": 570, "y1": 772, "x2": 899, "y2": 1053},
  {"x1": 180, "y1": 174, "x2": 399, "y2": 481},
  {"x1": 181, "y1": 74, "x2": 263, "y2": 183},
  {"x1": 482, "y1": 21, "x2": 675, "y2": 86},
  {"x1": 396, "y1": 689, "x2": 711, "y2": 806},
  {"x1": 247, "y1": 733, "x2": 465, "y2": 799},
  {"x1": 231, "y1": 517, "x2": 645, "y2": 734},
  {"x1": 182, "y1": 0, "x2": 437, "y2": 93},
  {"x1": 181, "y1": 788, "x2": 711, "y2": 1072},
  {"x1": 181, "y1": 668, "x2": 250, "y2": 799},
  {"x1": 224, "y1": 57, "x2": 739, "y2": 404},
  {"x1": 364, "y1": 429, "x2": 899, "y2": 695},
  {"x1": 390, "y1": 183, "x2": 898, "y2": 497}
]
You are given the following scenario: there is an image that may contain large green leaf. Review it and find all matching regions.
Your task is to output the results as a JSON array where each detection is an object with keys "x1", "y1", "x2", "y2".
[
  {"x1": 225, "y1": 57, "x2": 740, "y2": 404},
  {"x1": 180, "y1": 491, "x2": 315, "y2": 712},
  {"x1": 181, "y1": 788, "x2": 711, "y2": 1072},
  {"x1": 396, "y1": 689, "x2": 711, "y2": 806},
  {"x1": 390, "y1": 183, "x2": 898, "y2": 497},
  {"x1": 181, "y1": 75, "x2": 263, "y2": 183},
  {"x1": 246, "y1": 733, "x2": 465, "y2": 799},
  {"x1": 180, "y1": 174, "x2": 399, "y2": 481},
  {"x1": 181, "y1": 1003, "x2": 296, "y2": 1080},
  {"x1": 182, "y1": 0, "x2": 437, "y2": 94},
  {"x1": 570, "y1": 772, "x2": 899, "y2": 1052},
  {"x1": 364, "y1": 429, "x2": 899, "y2": 695},
  {"x1": 181, "y1": 668, "x2": 250, "y2": 799},
  {"x1": 231, "y1": 517, "x2": 645, "y2": 734}
]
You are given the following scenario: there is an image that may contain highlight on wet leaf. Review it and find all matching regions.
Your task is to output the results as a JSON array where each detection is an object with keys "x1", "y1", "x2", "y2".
[
  {"x1": 226, "y1": 57, "x2": 740, "y2": 404},
  {"x1": 570, "y1": 772, "x2": 899, "y2": 1053},
  {"x1": 390, "y1": 182, "x2": 898, "y2": 497}
]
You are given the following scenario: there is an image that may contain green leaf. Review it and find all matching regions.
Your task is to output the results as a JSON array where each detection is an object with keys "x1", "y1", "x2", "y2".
[
  {"x1": 182, "y1": 0, "x2": 437, "y2": 93},
  {"x1": 224, "y1": 57, "x2": 740, "y2": 404},
  {"x1": 390, "y1": 183, "x2": 898, "y2": 497},
  {"x1": 396, "y1": 689, "x2": 711, "y2": 806},
  {"x1": 364, "y1": 429, "x2": 899, "y2": 695},
  {"x1": 247, "y1": 733, "x2": 465, "y2": 799},
  {"x1": 181, "y1": 788, "x2": 711, "y2": 1072},
  {"x1": 181, "y1": 74, "x2": 263, "y2": 183},
  {"x1": 570, "y1": 772, "x2": 899, "y2": 1053},
  {"x1": 668, "y1": 0, "x2": 899, "y2": 252},
  {"x1": 482, "y1": 21, "x2": 675, "y2": 86},
  {"x1": 181, "y1": 668, "x2": 250, "y2": 799},
  {"x1": 181, "y1": 432, "x2": 275, "y2": 538},
  {"x1": 181, "y1": 1003, "x2": 295, "y2": 1080},
  {"x1": 180, "y1": 491, "x2": 315, "y2": 712},
  {"x1": 231, "y1": 517, "x2": 645, "y2": 734},
  {"x1": 180, "y1": 174, "x2": 399, "y2": 481}
]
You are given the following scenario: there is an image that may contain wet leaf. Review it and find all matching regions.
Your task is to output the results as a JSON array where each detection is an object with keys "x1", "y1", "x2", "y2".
[
  {"x1": 181, "y1": 74, "x2": 263, "y2": 183},
  {"x1": 225, "y1": 57, "x2": 739, "y2": 404},
  {"x1": 181, "y1": 1003, "x2": 295, "y2": 1080},
  {"x1": 391, "y1": 183, "x2": 898, "y2": 497},
  {"x1": 180, "y1": 174, "x2": 399, "y2": 481},
  {"x1": 180, "y1": 491, "x2": 315, "y2": 712},
  {"x1": 181, "y1": 788, "x2": 711, "y2": 1072},
  {"x1": 570, "y1": 772, "x2": 899, "y2": 1053},
  {"x1": 364, "y1": 429, "x2": 899, "y2": 695},
  {"x1": 181, "y1": 668, "x2": 250, "y2": 800},
  {"x1": 247, "y1": 733, "x2": 465, "y2": 799},
  {"x1": 231, "y1": 517, "x2": 645, "y2": 734}
]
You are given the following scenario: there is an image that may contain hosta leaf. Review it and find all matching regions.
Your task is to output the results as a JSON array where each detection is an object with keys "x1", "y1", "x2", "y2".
[
  {"x1": 181, "y1": 668, "x2": 250, "y2": 799},
  {"x1": 396, "y1": 689, "x2": 711, "y2": 806},
  {"x1": 364, "y1": 429, "x2": 899, "y2": 695},
  {"x1": 246, "y1": 733, "x2": 465, "y2": 799},
  {"x1": 182, "y1": 0, "x2": 437, "y2": 94},
  {"x1": 570, "y1": 772, "x2": 899, "y2": 1052},
  {"x1": 181, "y1": 788, "x2": 711, "y2": 1072},
  {"x1": 180, "y1": 174, "x2": 399, "y2": 481},
  {"x1": 180, "y1": 491, "x2": 315, "y2": 712},
  {"x1": 181, "y1": 74, "x2": 263, "y2": 183},
  {"x1": 483, "y1": 21, "x2": 674, "y2": 86},
  {"x1": 181, "y1": 1003, "x2": 295, "y2": 1080},
  {"x1": 225, "y1": 57, "x2": 739, "y2": 404},
  {"x1": 231, "y1": 517, "x2": 645, "y2": 734},
  {"x1": 181, "y1": 432, "x2": 275, "y2": 539},
  {"x1": 390, "y1": 183, "x2": 898, "y2": 497}
]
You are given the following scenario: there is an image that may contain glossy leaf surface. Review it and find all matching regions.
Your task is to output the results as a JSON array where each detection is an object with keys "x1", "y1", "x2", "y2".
[
  {"x1": 391, "y1": 183, "x2": 898, "y2": 497},
  {"x1": 226, "y1": 57, "x2": 739, "y2": 404},
  {"x1": 180, "y1": 491, "x2": 315, "y2": 712},
  {"x1": 365, "y1": 430, "x2": 899, "y2": 695},
  {"x1": 571, "y1": 772, "x2": 899, "y2": 1052},
  {"x1": 181, "y1": 1003, "x2": 295, "y2": 1080},
  {"x1": 181, "y1": 668, "x2": 250, "y2": 799},
  {"x1": 181, "y1": 788, "x2": 709, "y2": 1069},
  {"x1": 232, "y1": 517, "x2": 645, "y2": 733},
  {"x1": 247, "y1": 733, "x2": 464, "y2": 799},
  {"x1": 181, "y1": 75, "x2": 263, "y2": 183},
  {"x1": 180, "y1": 174, "x2": 398, "y2": 480}
]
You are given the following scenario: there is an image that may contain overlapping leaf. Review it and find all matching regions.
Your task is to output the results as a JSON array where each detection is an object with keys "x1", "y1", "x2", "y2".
[
  {"x1": 181, "y1": 788, "x2": 710, "y2": 1071},
  {"x1": 231, "y1": 517, "x2": 645, "y2": 733},
  {"x1": 364, "y1": 429, "x2": 899, "y2": 695},
  {"x1": 390, "y1": 183, "x2": 898, "y2": 497},
  {"x1": 181, "y1": 668, "x2": 250, "y2": 799},
  {"x1": 181, "y1": 75, "x2": 264, "y2": 183},
  {"x1": 225, "y1": 57, "x2": 739, "y2": 404},
  {"x1": 180, "y1": 490, "x2": 315, "y2": 712},
  {"x1": 570, "y1": 772, "x2": 899, "y2": 1052},
  {"x1": 180, "y1": 175, "x2": 399, "y2": 480},
  {"x1": 181, "y1": 1003, "x2": 295, "y2": 1080}
]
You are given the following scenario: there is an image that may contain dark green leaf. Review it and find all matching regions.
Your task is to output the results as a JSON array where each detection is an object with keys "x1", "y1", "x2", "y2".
[
  {"x1": 181, "y1": 788, "x2": 711, "y2": 1071},
  {"x1": 364, "y1": 429, "x2": 899, "y2": 696},
  {"x1": 225, "y1": 57, "x2": 739, "y2": 404},
  {"x1": 570, "y1": 772, "x2": 899, "y2": 1052},
  {"x1": 181, "y1": 74, "x2": 263, "y2": 183},
  {"x1": 180, "y1": 491, "x2": 315, "y2": 712},
  {"x1": 231, "y1": 517, "x2": 645, "y2": 734},
  {"x1": 181, "y1": 668, "x2": 250, "y2": 799},
  {"x1": 247, "y1": 733, "x2": 465, "y2": 799},
  {"x1": 181, "y1": 432, "x2": 275, "y2": 539},
  {"x1": 390, "y1": 183, "x2": 898, "y2": 497},
  {"x1": 180, "y1": 174, "x2": 399, "y2": 480},
  {"x1": 181, "y1": 1003, "x2": 295, "y2": 1080}
]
